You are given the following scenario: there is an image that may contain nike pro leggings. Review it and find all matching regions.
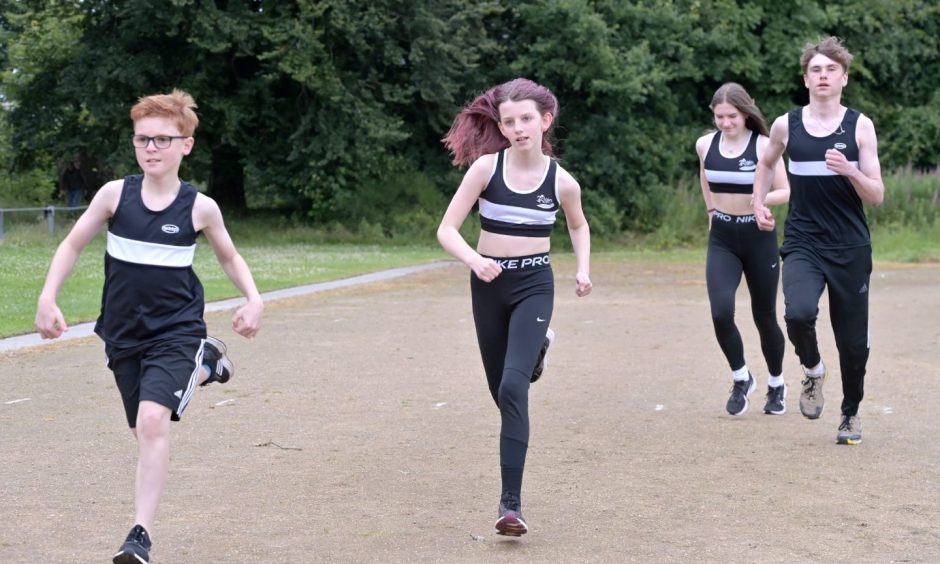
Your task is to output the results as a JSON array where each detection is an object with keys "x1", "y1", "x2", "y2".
[
  {"x1": 471, "y1": 253, "x2": 554, "y2": 497},
  {"x1": 706, "y1": 212, "x2": 785, "y2": 376}
]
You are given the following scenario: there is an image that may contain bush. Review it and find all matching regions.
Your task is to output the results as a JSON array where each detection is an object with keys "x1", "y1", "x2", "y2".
[
  {"x1": 0, "y1": 168, "x2": 57, "y2": 207},
  {"x1": 868, "y1": 166, "x2": 940, "y2": 228},
  {"x1": 581, "y1": 189, "x2": 623, "y2": 237}
]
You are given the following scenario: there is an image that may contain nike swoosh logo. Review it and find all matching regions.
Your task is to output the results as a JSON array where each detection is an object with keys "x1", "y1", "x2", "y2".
[{"x1": 537, "y1": 317, "x2": 546, "y2": 322}]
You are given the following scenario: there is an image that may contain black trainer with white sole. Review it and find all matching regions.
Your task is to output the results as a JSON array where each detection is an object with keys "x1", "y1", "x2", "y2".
[
  {"x1": 200, "y1": 335, "x2": 234, "y2": 386},
  {"x1": 113, "y1": 524, "x2": 151, "y2": 564},
  {"x1": 763, "y1": 383, "x2": 787, "y2": 415},
  {"x1": 726, "y1": 372, "x2": 756, "y2": 416},
  {"x1": 531, "y1": 328, "x2": 555, "y2": 383}
]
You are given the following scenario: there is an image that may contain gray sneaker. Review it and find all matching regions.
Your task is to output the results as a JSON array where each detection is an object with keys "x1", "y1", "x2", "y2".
[
  {"x1": 837, "y1": 415, "x2": 862, "y2": 445},
  {"x1": 799, "y1": 367, "x2": 826, "y2": 419}
]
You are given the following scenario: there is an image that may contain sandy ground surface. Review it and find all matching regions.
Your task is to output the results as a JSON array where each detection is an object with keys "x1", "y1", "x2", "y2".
[{"x1": 1, "y1": 257, "x2": 938, "y2": 563}]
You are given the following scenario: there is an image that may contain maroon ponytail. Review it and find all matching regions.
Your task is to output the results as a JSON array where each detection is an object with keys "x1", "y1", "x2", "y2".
[{"x1": 443, "y1": 78, "x2": 559, "y2": 167}]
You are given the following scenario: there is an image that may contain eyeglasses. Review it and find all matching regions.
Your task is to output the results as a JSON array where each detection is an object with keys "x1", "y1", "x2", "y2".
[{"x1": 131, "y1": 134, "x2": 188, "y2": 149}]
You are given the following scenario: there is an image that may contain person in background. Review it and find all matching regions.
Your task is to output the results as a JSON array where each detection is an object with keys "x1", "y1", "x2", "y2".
[
  {"x1": 61, "y1": 157, "x2": 86, "y2": 208},
  {"x1": 695, "y1": 82, "x2": 790, "y2": 416}
]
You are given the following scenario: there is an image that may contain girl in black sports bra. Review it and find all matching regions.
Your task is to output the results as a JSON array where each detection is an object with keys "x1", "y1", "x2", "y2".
[
  {"x1": 694, "y1": 82, "x2": 790, "y2": 417},
  {"x1": 438, "y1": 78, "x2": 592, "y2": 537}
]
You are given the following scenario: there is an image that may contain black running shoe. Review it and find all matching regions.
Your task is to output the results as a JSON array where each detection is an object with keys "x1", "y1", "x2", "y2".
[
  {"x1": 531, "y1": 328, "x2": 555, "y2": 383},
  {"x1": 200, "y1": 335, "x2": 234, "y2": 386},
  {"x1": 763, "y1": 383, "x2": 787, "y2": 415},
  {"x1": 495, "y1": 492, "x2": 528, "y2": 536},
  {"x1": 726, "y1": 372, "x2": 756, "y2": 416},
  {"x1": 113, "y1": 524, "x2": 151, "y2": 564}
]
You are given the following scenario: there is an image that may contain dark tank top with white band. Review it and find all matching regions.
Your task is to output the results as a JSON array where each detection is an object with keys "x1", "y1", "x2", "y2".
[
  {"x1": 94, "y1": 174, "x2": 206, "y2": 351},
  {"x1": 785, "y1": 107, "x2": 869, "y2": 249}
]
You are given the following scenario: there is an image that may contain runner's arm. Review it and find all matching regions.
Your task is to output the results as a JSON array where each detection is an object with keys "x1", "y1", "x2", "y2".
[
  {"x1": 36, "y1": 181, "x2": 120, "y2": 338},
  {"x1": 758, "y1": 134, "x2": 790, "y2": 207},
  {"x1": 558, "y1": 169, "x2": 592, "y2": 297},
  {"x1": 753, "y1": 116, "x2": 788, "y2": 230},
  {"x1": 826, "y1": 114, "x2": 884, "y2": 206},
  {"x1": 437, "y1": 155, "x2": 503, "y2": 282},
  {"x1": 196, "y1": 194, "x2": 263, "y2": 338}
]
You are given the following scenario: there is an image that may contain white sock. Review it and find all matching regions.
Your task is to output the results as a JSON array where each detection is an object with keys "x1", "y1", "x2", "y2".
[
  {"x1": 768, "y1": 374, "x2": 784, "y2": 388},
  {"x1": 732, "y1": 366, "x2": 749, "y2": 381},
  {"x1": 804, "y1": 361, "x2": 825, "y2": 377}
]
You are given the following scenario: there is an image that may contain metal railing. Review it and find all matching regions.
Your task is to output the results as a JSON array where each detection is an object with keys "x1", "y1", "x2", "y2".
[{"x1": 0, "y1": 205, "x2": 88, "y2": 239}]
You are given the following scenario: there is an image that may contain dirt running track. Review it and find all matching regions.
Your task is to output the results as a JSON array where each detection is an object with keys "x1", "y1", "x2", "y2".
[{"x1": 1, "y1": 257, "x2": 938, "y2": 563}]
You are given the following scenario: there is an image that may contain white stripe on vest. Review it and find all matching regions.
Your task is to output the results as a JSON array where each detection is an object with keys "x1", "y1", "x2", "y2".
[
  {"x1": 788, "y1": 160, "x2": 860, "y2": 177},
  {"x1": 106, "y1": 232, "x2": 196, "y2": 267}
]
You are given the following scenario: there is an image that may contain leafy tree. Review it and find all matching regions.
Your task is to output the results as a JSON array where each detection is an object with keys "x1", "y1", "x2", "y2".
[{"x1": 1, "y1": 0, "x2": 938, "y2": 227}]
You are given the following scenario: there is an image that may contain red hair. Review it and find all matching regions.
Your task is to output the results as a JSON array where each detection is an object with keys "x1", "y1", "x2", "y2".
[
  {"x1": 443, "y1": 78, "x2": 559, "y2": 167},
  {"x1": 130, "y1": 89, "x2": 199, "y2": 136}
]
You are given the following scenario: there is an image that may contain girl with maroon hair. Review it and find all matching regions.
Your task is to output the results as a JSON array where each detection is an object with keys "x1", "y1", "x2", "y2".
[{"x1": 437, "y1": 78, "x2": 592, "y2": 536}]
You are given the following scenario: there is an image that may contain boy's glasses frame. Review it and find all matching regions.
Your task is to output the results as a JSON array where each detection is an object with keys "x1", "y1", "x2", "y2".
[{"x1": 131, "y1": 135, "x2": 188, "y2": 149}]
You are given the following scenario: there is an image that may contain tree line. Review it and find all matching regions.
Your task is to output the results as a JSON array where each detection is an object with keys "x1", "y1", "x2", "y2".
[{"x1": 1, "y1": 0, "x2": 937, "y2": 234}]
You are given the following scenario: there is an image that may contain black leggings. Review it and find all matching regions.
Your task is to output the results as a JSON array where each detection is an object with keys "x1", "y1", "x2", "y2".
[
  {"x1": 706, "y1": 213, "x2": 785, "y2": 376},
  {"x1": 471, "y1": 254, "x2": 554, "y2": 497},
  {"x1": 781, "y1": 244, "x2": 871, "y2": 416}
]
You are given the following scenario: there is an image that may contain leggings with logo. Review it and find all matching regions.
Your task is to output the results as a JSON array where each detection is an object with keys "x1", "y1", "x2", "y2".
[
  {"x1": 706, "y1": 212, "x2": 785, "y2": 376},
  {"x1": 781, "y1": 243, "x2": 871, "y2": 416},
  {"x1": 471, "y1": 253, "x2": 554, "y2": 499}
]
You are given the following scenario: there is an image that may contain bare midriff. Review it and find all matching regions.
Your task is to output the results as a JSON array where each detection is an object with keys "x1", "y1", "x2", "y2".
[
  {"x1": 477, "y1": 230, "x2": 551, "y2": 257},
  {"x1": 711, "y1": 192, "x2": 754, "y2": 216}
]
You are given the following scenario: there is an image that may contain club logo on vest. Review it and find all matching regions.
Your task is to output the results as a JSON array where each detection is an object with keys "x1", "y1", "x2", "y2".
[
  {"x1": 536, "y1": 194, "x2": 554, "y2": 210},
  {"x1": 161, "y1": 224, "x2": 180, "y2": 234},
  {"x1": 738, "y1": 158, "x2": 756, "y2": 172},
  {"x1": 833, "y1": 142, "x2": 847, "y2": 150}
]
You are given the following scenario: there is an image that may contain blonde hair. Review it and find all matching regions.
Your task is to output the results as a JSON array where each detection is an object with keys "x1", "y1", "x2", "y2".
[
  {"x1": 800, "y1": 36, "x2": 854, "y2": 74},
  {"x1": 130, "y1": 89, "x2": 199, "y2": 136}
]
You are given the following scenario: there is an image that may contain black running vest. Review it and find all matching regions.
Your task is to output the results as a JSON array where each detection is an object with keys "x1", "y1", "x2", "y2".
[
  {"x1": 94, "y1": 175, "x2": 206, "y2": 351},
  {"x1": 785, "y1": 108, "x2": 870, "y2": 249},
  {"x1": 478, "y1": 150, "x2": 559, "y2": 237},
  {"x1": 703, "y1": 130, "x2": 759, "y2": 194}
]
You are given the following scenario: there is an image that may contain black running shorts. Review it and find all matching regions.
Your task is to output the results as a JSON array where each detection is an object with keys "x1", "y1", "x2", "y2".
[{"x1": 107, "y1": 338, "x2": 206, "y2": 428}]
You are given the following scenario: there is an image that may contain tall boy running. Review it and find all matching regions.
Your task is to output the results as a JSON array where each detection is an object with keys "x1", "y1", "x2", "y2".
[{"x1": 753, "y1": 37, "x2": 884, "y2": 445}]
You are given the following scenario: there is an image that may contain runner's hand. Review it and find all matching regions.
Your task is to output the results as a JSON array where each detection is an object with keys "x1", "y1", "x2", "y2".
[
  {"x1": 754, "y1": 203, "x2": 775, "y2": 231},
  {"x1": 470, "y1": 256, "x2": 502, "y2": 282},
  {"x1": 35, "y1": 300, "x2": 68, "y2": 339},
  {"x1": 575, "y1": 271, "x2": 592, "y2": 297},
  {"x1": 825, "y1": 148, "x2": 855, "y2": 177},
  {"x1": 232, "y1": 299, "x2": 263, "y2": 338}
]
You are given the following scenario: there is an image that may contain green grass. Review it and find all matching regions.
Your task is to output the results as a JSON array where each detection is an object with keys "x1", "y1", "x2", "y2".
[
  {"x1": 2, "y1": 192, "x2": 936, "y2": 340},
  {"x1": 0, "y1": 225, "x2": 447, "y2": 338},
  {"x1": 871, "y1": 222, "x2": 940, "y2": 263}
]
